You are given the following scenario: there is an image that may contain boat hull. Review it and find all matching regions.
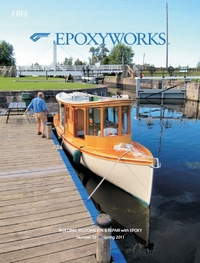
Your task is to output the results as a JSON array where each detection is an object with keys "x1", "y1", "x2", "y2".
[
  {"x1": 60, "y1": 138, "x2": 154, "y2": 206},
  {"x1": 53, "y1": 91, "x2": 158, "y2": 206}
]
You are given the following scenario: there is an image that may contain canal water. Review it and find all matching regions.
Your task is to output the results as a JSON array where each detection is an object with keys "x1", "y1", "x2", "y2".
[{"x1": 2, "y1": 90, "x2": 200, "y2": 262}]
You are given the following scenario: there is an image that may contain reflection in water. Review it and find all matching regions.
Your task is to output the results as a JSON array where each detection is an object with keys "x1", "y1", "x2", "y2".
[
  {"x1": 134, "y1": 98, "x2": 200, "y2": 121},
  {"x1": 132, "y1": 98, "x2": 200, "y2": 159}
]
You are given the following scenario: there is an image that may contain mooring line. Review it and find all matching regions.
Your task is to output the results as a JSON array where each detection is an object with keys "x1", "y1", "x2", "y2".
[{"x1": 87, "y1": 150, "x2": 131, "y2": 201}]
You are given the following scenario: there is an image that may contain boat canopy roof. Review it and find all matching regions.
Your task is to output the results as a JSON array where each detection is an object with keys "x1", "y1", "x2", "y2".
[{"x1": 56, "y1": 91, "x2": 132, "y2": 106}]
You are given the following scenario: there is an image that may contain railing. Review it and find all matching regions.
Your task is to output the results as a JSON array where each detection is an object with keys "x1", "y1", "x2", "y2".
[
  {"x1": 132, "y1": 65, "x2": 141, "y2": 77},
  {"x1": 126, "y1": 65, "x2": 140, "y2": 77},
  {"x1": 17, "y1": 64, "x2": 123, "y2": 73}
]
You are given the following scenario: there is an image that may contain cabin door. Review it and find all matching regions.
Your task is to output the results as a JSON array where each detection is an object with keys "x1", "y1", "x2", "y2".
[{"x1": 74, "y1": 109, "x2": 84, "y2": 138}]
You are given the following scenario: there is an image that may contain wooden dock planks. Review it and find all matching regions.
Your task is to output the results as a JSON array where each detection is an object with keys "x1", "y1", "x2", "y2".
[{"x1": 0, "y1": 115, "x2": 97, "y2": 263}]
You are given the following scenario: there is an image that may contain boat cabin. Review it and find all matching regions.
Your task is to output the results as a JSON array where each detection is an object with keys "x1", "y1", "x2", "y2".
[{"x1": 56, "y1": 93, "x2": 132, "y2": 148}]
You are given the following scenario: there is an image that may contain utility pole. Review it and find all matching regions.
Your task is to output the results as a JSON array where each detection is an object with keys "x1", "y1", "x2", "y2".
[
  {"x1": 53, "y1": 40, "x2": 57, "y2": 72},
  {"x1": 166, "y1": 2, "x2": 168, "y2": 69},
  {"x1": 143, "y1": 53, "x2": 145, "y2": 68}
]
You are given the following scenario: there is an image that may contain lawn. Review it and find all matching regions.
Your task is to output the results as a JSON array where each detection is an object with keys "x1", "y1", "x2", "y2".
[
  {"x1": 0, "y1": 76, "x2": 95, "y2": 91},
  {"x1": 1, "y1": 69, "x2": 200, "y2": 91}
]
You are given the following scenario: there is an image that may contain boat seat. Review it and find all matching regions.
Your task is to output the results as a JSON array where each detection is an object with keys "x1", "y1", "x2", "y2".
[{"x1": 98, "y1": 127, "x2": 118, "y2": 136}]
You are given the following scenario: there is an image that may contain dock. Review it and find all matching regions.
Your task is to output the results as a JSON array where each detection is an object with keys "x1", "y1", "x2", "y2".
[{"x1": 0, "y1": 114, "x2": 126, "y2": 262}]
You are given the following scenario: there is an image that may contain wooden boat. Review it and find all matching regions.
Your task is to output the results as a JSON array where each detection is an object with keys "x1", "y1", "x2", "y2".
[{"x1": 53, "y1": 91, "x2": 160, "y2": 206}]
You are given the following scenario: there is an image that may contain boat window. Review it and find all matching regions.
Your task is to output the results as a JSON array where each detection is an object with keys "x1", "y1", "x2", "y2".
[
  {"x1": 86, "y1": 107, "x2": 100, "y2": 136},
  {"x1": 101, "y1": 107, "x2": 119, "y2": 136},
  {"x1": 85, "y1": 105, "x2": 129, "y2": 137}
]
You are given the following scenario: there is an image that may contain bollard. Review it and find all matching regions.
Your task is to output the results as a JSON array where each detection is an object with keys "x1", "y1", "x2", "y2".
[
  {"x1": 46, "y1": 122, "x2": 52, "y2": 139},
  {"x1": 96, "y1": 214, "x2": 112, "y2": 263}
]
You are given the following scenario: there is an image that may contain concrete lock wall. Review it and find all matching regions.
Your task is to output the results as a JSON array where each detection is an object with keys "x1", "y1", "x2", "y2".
[
  {"x1": 186, "y1": 82, "x2": 200, "y2": 101},
  {"x1": 104, "y1": 77, "x2": 200, "y2": 101},
  {"x1": 104, "y1": 77, "x2": 136, "y2": 90},
  {"x1": 0, "y1": 87, "x2": 108, "y2": 108}
]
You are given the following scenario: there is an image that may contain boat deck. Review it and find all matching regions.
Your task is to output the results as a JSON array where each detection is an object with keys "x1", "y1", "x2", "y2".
[{"x1": 0, "y1": 114, "x2": 125, "y2": 262}]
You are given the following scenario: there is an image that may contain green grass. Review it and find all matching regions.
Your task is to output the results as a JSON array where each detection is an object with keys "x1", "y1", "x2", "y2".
[
  {"x1": 0, "y1": 76, "x2": 95, "y2": 91},
  {"x1": 1, "y1": 69, "x2": 200, "y2": 91}
]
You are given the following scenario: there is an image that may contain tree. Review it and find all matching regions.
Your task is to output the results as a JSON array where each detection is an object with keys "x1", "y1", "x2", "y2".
[
  {"x1": 107, "y1": 43, "x2": 134, "y2": 65},
  {"x1": 63, "y1": 57, "x2": 73, "y2": 66},
  {"x1": 101, "y1": 56, "x2": 111, "y2": 65},
  {"x1": 89, "y1": 44, "x2": 109, "y2": 64},
  {"x1": 197, "y1": 61, "x2": 200, "y2": 69},
  {"x1": 74, "y1": 58, "x2": 85, "y2": 65},
  {"x1": 0, "y1": 40, "x2": 16, "y2": 66}
]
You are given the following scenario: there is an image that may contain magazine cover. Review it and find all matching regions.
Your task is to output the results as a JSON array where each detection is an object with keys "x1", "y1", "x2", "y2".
[{"x1": 0, "y1": 1, "x2": 200, "y2": 263}]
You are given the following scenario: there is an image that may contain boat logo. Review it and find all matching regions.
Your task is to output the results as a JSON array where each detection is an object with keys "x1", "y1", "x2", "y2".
[{"x1": 30, "y1": 33, "x2": 51, "y2": 42}]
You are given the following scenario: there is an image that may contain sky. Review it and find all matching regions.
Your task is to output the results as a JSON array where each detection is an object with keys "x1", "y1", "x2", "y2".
[{"x1": 0, "y1": 0, "x2": 200, "y2": 68}]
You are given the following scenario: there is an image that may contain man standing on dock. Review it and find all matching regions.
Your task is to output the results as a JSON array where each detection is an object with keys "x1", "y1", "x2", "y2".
[{"x1": 26, "y1": 92, "x2": 49, "y2": 138}]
